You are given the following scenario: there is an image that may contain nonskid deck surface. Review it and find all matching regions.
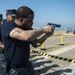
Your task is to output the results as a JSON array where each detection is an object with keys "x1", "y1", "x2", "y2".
[{"x1": 30, "y1": 33, "x2": 75, "y2": 75}]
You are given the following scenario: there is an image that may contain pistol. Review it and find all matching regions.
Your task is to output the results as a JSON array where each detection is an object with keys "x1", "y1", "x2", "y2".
[{"x1": 47, "y1": 23, "x2": 61, "y2": 28}]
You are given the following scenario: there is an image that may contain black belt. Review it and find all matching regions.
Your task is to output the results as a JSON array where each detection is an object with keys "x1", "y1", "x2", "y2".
[{"x1": 11, "y1": 64, "x2": 26, "y2": 69}]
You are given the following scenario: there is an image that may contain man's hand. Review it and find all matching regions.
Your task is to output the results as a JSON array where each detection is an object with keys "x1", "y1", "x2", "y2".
[
  {"x1": 0, "y1": 42, "x2": 4, "y2": 48},
  {"x1": 43, "y1": 26, "x2": 55, "y2": 34}
]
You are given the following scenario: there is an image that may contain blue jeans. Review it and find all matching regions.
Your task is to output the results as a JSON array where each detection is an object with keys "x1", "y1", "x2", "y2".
[
  {"x1": 0, "y1": 54, "x2": 6, "y2": 75},
  {"x1": 7, "y1": 61, "x2": 37, "y2": 75}
]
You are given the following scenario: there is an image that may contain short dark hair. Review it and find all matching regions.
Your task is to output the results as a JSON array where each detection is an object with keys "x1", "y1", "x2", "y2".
[
  {"x1": 16, "y1": 6, "x2": 34, "y2": 19},
  {"x1": 0, "y1": 14, "x2": 3, "y2": 20},
  {"x1": 6, "y1": 9, "x2": 16, "y2": 17}
]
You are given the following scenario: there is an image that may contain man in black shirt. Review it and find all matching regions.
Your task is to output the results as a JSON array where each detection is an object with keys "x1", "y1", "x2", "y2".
[
  {"x1": 2, "y1": 9, "x2": 16, "y2": 74},
  {"x1": 1, "y1": 6, "x2": 55, "y2": 75},
  {"x1": 0, "y1": 14, "x2": 5, "y2": 75},
  {"x1": 0, "y1": 14, "x2": 4, "y2": 48}
]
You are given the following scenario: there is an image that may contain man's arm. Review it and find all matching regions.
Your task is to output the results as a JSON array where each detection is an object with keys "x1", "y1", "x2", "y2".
[
  {"x1": 9, "y1": 27, "x2": 45, "y2": 41},
  {"x1": 30, "y1": 34, "x2": 47, "y2": 48},
  {"x1": 30, "y1": 30, "x2": 54, "y2": 48},
  {"x1": 9, "y1": 26, "x2": 54, "y2": 41}
]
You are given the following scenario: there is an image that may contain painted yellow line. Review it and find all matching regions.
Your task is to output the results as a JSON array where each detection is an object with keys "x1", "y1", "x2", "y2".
[
  {"x1": 30, "y1": 49, "x2": 75, "y2": 63},
  {"x1": 71, "y1": 60, "x2": 75, "y2": 63},
  {"x1": 30, "y1": 55, "x2": 40, "y2": 60}
]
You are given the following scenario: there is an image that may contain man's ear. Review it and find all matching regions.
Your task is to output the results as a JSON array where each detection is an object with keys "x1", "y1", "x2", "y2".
[{"x1": 19, "y1": 18, "x2": 23, "y2": 23}]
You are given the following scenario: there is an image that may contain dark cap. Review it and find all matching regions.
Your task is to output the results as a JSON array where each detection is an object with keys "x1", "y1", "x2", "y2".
[
  {"x1": 0, "y1": 14, "x2": 3, "y2": 19},
  {"x1": 6, "y1": 9, "x2": 16, "y2": 17}
]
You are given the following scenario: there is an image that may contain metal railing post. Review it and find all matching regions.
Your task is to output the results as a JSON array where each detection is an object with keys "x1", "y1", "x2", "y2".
[
  {"x1": 60, "y1": 34, "x2": 64, "y2": 45},
  {"x1": 41, "y1": 43, "x2": 46, "y2": 50}
]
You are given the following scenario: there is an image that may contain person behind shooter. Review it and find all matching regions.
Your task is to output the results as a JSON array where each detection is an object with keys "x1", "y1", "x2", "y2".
[
  {"x1": 1, "y1": 6, "x2": 55, "y2": 75},
  {"x1": 3, "y1": 9, "x2": 16, "y2": 23},
  {"x1": 0, "y1": 14, "x2": 4, "y2": 75},
  {"x1": 2, "y1": 9, "x2": 16, "y2": 73},
  {"x1": 0, "y1": 14, "x2": 4, "y2": 48},
  {"x1": 0, "y1": 14, "x2": 3, "y2": 24}
]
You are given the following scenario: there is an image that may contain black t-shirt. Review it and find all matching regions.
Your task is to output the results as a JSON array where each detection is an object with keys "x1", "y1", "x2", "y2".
[
  {"x1": 0, "y1": 25, "x2": 1, "y2": 41},
  {"x1": 1, "y1": 21, "x2": 31, "y2": 64}
]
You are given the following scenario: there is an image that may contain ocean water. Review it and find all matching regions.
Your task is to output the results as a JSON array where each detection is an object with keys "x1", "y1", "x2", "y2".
[{"x1": 33, "y1": 26, "x2": 75, "y2": 31}]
